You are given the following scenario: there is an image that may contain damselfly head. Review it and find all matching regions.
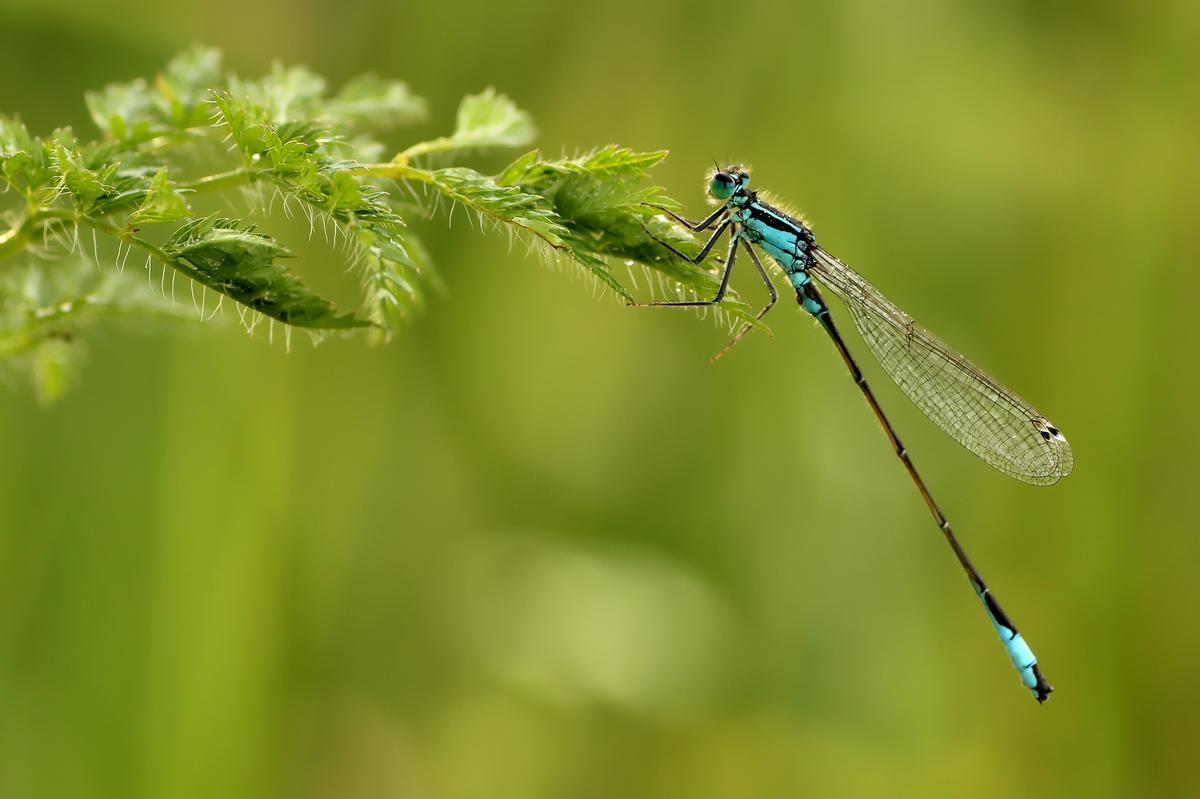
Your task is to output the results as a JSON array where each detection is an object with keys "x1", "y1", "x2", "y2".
[{"x1": 707, "y1": 165, "x2": 750, "y2": 201}]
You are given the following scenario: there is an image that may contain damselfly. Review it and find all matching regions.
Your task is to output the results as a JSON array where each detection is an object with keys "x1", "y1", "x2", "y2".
[{"x1": 633, "y1": 165, "x2": 1073, "y2": 702}]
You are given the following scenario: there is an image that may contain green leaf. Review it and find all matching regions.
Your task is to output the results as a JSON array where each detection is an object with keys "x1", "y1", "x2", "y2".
[
  {"x1": 229, "y1": 63, "x2": 326, "y2": 124},
  {"x1": 406, "y1": 162, "x2": 637, "y2": 301},
  {"x1": 498, "y1": 147, "x2": 765, "y2": 325},
  {"x1": 156, "y1": 46, "x2": 223, "y2": 128},
  {"x1": 451, "y1": 88, "x2": 535, "y2": 150},
  {"x1": 51, "y1": 141, "x2": 117, "y2": 212},
  {"x1": 504, "y1": 145, "x2": 670, "y2": 183},
  {"x1": 499, "y1": 146, "x2": 676, "y2": 270},
  {"x1": 498, "y1": 147, "x2": 674, "y2": 266},
  {"x1": 209, "y1": 90, "x2": 438, "y2": 320},
  {"x1": 85, "y1": 79, "x2": 162, "y2": 143},
  {"x1": 325, "y1": 75, "x2": 427, "y2": 131},
  {"x1": 86, "y1": 46, "x2": 223, "y2": 142},
  {"x1": 261, "y1": 124, "x2": 322, "y2": 179},
  {"x1": 129, "y1": 167, "x2": 191, "y2": 226},
  {"x1": 162, "y1": 217, "x2": 368, "y2": 329},
  {"x1": 1, "y1": 47, "x2": 777, "y2": 399},
  {"x1": 209, "y1": 91, "x2": 273, "y2": 160},
  {"x1": 357, "y1": 223, "x2": 432, "y2": 337},
  {"x1": 399, "y1": 89, "x2": 535, "y2": 162},
  {"x1": 413, "y1": 166, "x2": 567, "y2": 250},
  {"x1": 0, "y1": 117, "x2": 53, "y2": 195}
]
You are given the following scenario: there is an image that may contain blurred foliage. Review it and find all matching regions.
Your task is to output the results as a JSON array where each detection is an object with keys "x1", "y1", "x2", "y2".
[{"x1": 0, "y1": 1, "x2": 1198, "y2": 798}]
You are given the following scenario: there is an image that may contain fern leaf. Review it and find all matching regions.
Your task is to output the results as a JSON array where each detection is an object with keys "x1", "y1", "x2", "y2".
[
  {"x1": 398, "y1": 89, "x2": 535, "y2": 162},
  {"x1": 325, "y1": 75, "x2": 427, "y2": 131},
  {"x1": 128, "y1": 167, "x2": 191, "y2": 226},
  {"x1": 413, "y1": 166, "x2": 566, "y2": 249},
  {"x1": 162, "y1": 217, "x2": 368, "y2": 329}
]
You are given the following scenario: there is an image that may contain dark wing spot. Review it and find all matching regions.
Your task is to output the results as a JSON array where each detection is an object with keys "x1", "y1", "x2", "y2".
[{"x1": 1033, "y1": 416, "x2": 1066, "y2": 443}]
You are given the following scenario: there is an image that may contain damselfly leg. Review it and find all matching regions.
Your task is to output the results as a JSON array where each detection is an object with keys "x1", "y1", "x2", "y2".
[
  {"x1": 628, "y1": 219, "x2": 737, "y2": 307},
  {"x1": 643, "y1": 203, "x2": 727, "y2": 232},
  {"x1": 710, "y1": 241, "x2": 779, "y2": 363}
]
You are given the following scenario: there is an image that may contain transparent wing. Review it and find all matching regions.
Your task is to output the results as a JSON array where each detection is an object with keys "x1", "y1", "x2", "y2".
[{"x1": 809, "y1": 246, "x2": 1073, "y2": 485}]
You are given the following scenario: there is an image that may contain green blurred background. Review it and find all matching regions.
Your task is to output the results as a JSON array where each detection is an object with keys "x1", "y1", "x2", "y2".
[{"x1": 1, "y1": 0, "x2": 1197, "y2": 796}]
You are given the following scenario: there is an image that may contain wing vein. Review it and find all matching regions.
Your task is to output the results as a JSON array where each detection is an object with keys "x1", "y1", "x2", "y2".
[{"x1": 808, "y1": 246, "x2": 1073, "y2": 485}]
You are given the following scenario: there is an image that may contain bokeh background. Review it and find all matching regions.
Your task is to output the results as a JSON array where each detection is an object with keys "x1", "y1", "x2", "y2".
[{"x1": 1, "y1": 1, "x2": 1197, "y2": 796}]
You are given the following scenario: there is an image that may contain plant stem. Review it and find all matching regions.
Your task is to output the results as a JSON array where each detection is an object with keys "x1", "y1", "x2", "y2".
[
  {"x1": 180, "y1": 168, "x2": 257, "y2": 193},
  {"x1": 0, "y1": 226, "x2": 23, "y2": 260},
  {"x1": 354, "y1": 162, "x2": 429, "y2": 182},
  {"x1": 0, "y1": 206, "x2": 171, "y2": 269},
  {"x1": 0, "y1": 208, "x2": 77, "y2": 261},
  {"x1": 391, "y1": 139, "x2": 460, "y2": 166},
  {"x1": 77, "y1": 215, "x2": 173, "y2": 265}
]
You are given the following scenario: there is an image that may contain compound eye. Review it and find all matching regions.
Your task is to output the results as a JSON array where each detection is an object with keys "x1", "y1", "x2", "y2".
[{"x1": 709, "y1": 171, "x2": 738, "y2": 200}]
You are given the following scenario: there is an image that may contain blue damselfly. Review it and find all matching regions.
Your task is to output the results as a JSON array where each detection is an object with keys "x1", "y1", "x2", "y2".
[{"x1": 634, "y1": 166, "x2": 1073, "y2": 702}]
